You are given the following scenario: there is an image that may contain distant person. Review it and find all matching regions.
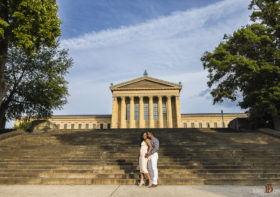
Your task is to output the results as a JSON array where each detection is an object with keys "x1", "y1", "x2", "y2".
[
  {"x1": 145, "y1": 131, "x2": 159, "y2": 188},
  {"x1": 138, "y1": 132, "x2": 152, "y2": 187}
]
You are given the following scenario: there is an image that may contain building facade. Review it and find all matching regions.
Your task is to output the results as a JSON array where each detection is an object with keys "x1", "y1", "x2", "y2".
[
  {"x1": 110, "y1": 74, "x2": 183, "y2": 128},
  {"x1": 15, "y1": 74, "x2": 247, "y2": 129}
]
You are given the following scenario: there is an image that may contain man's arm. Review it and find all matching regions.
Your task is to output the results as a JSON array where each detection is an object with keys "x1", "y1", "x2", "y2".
[{"x1": 150, "y1": 138, "x2": 159, "y2": 155}]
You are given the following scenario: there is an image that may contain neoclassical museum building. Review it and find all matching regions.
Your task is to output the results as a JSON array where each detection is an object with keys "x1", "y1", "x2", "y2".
[{"x1": 33, "y1": 73, "x2": 246, "y2": 130}]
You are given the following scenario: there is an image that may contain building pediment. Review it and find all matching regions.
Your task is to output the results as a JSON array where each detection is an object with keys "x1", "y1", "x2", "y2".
[{"x1": 110, "y1": 76, "x2": 182, "y2": 91}]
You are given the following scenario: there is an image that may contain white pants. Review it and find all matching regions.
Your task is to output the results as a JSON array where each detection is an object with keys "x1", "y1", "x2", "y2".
[{"x1": 148, "y1": 152, "x2": 158, "y2": 185}]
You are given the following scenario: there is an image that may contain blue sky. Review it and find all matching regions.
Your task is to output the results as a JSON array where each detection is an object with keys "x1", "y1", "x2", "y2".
[
  {"x1": 51, "y1": 0, "x2": 253, "y2": 118},
  {"x1": 10, "y1": 0, "x2": 256, "y2": 128},
  {"x1": 7, "y1": 0, "x2": 253, "y2": 127},
  {"x1": 58, "y1": 0, "x2": 222, "y2": 39}
]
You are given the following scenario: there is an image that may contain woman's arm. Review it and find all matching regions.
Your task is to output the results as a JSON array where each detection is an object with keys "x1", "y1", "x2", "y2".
[{"x1": 145, "y1": 139, "x2": 152, "y2": 154}]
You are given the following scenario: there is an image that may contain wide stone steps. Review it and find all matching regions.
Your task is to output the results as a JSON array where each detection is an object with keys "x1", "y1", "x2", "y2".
[
  {"x1": 0, "y1": 177, "x2": 280, "y2": 185},
  {"x1": 2, "y1": 173, "x2": 280, "y2": 179},
  {"x1": 1, "y1": 163, "x2": 280, "y2": 169},
  {"x1": 0, "y1": 161, "x2": 279, "y2": 166},
  {"x1": 0, "y1": 128, "x2": 280, "y2": 185},
  {"x1": 1, "y1": 168, "x2": 280, "y2": 174}
]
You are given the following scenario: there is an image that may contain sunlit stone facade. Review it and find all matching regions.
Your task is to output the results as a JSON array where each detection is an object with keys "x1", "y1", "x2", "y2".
[{"x1": 15, "y1": 74, "x2": 247, "y2": 129}]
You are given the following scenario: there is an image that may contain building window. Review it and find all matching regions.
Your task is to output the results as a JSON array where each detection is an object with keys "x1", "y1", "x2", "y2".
[
  {"x1": 85, "y1": 124, "x2": 89, "y2": 129},
  {"x1": 100, "y1": 124, "x2": 103, "y2": 129},
  {"x1": 126, "y1": 103, "x2": 130, "y2": 120},
  {"x1": 64, "y1": 124, "x2": 67, "y2": 129},
  {"x1": 184, "y1": 123, "x2": 187, "y2": 128},
  {"x1": 56, "y1": 124, "x2": 60, "y2": 129},
  {"x1": 153, "y1": 103, "x2": 158, "y2": 120},
  {"x1": 107, "y1": 123, "x2": 111, "y2": 129},
  {"x1": 135, "y1": 103, "x2": 139, "y2": 120},
  {"x1": 93, "y1": 124, "x2": 96, "y2": 129},
  {"x1": 144, "y1": 103, "x2": 149, "y2": 120},
  {"x1": 214, "y1": 122, "x2": 217, "y2": 128},
  {"x1": 78, "y1": 124, "x2": 82, "y2": 129},
  {"x1": 71, "y1": 124, "x2": 75, "y2": 129},
  {"x1": 191, "y1": 123, "x2": 195, "y2": 128},
  {"x1": 162, "y1": 103, "x2": 167, "y2": 120},
  {"x1": 206, "y1": 122, "x2": 210, "y2": 128},
  {"x1": 199, "y1": 122, "x2": 202, "y2": 128}
]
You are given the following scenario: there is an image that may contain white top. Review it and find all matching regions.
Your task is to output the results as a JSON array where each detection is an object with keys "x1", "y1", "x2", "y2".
[{"x1": 140, "y1": 140, "x2": 148, "y2": 156}]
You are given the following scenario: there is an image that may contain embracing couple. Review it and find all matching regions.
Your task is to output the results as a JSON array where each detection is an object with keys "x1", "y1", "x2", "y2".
[{"x1": 138, "y1": 131, "x2": 159, "y2": 188}]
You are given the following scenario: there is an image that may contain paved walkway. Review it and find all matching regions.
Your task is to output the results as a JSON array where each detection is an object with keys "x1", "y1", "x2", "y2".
[{"x1": 0, "y1": 185, "x2": 279, "y2": 197}]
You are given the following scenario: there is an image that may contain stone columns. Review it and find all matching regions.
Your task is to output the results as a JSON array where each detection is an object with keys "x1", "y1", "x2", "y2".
[
  {"x1": 175, "y1": 95, "x2": 182, "y2": 128},
  {"x1": 129, "y1": 96, "x2": 135, "y2": 128},
  {"x1": 167, "y1": 95, "x2": 173, "y2": 128},
  {"x1": 149, "y1": 96, "x2": 154, "y2": 128},
  {"x1": 111, "y1": 96, "x2": 118, "y2": 128},
  {"x1": 158, "y1": 96, "x2": 163, "y2": 128},
  {"x1": 120, "y1": 96, "x2": 126, "y2": 128},
  {"x1": 139, "y1": 96, "x2": 144, "y2": 128}
]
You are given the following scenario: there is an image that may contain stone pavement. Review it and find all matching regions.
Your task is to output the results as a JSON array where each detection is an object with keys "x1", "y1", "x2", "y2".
[{"x1": 0, "y1": 185, "x2": 279, "y2": 197}]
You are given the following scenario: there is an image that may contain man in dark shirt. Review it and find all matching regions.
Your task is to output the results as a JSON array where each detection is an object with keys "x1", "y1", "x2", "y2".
[{"x1": 145, "y1": 131, "x2": 159, "y2": 187}]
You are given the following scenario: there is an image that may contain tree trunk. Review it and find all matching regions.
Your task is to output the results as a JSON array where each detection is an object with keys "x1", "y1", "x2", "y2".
[
  {"x1": 0, "y1": 105, "x2": 7, "y2": 129},
  {"x1": 273, "y1": 115, "x2": 280, "y2": 131},
  {"x1": 0, "y1": 0, "x2": 10, "y2": 108},
  {"x1": 0, "y1": 37, "x2": 9, "y2": 108}
]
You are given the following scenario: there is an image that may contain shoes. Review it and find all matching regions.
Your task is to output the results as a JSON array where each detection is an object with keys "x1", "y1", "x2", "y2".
[
  {"x1": 148, "y1": 184, "x2": 158, "y2": 188},
  {"x1": 138, "y1": 180, "x2": 145, "y2": 187}
]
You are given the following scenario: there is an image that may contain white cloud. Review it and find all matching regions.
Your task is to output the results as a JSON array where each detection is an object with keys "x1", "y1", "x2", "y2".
[{"x1": 56, "y1": 0, "x2": 251, "y2": 115}]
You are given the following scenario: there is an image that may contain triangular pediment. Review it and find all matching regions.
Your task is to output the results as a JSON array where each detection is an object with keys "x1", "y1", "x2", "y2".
[
  {"x1": 120, "y1": 79, "x2": 173, "y2": 89},
  {"x1": 110, "y1": 76, "x2": 182, "y2": 91}
]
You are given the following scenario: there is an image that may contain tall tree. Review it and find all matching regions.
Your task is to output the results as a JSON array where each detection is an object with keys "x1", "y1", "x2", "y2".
[
  {"x1": 0, "y1": 0, "x2": 61, "y2": 108},
  {"x1": 0, "y1": 43, "x2": 72, "y2": 128},
  {"x1": 201, "y1": 0, "x2": 280, "y2": 129}
]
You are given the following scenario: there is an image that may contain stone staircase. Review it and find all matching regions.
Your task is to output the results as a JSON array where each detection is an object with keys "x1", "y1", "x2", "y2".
[{"x1": 0, "y1": 128, "x2": 280, "y2": 185}]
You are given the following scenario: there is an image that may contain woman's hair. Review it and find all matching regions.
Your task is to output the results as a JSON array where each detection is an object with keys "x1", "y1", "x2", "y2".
[{"x1": 139, "y1": 132, "x2": 147, "y2": 146}]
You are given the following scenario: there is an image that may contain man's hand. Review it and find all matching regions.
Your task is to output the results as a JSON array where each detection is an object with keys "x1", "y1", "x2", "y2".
[{"x1": 145, "y1": 153, "x2": 149, "y2": 158}]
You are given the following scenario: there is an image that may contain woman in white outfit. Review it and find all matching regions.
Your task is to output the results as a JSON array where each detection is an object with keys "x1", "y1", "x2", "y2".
[{"x1": 138, "y1": 132, "x2": 152, "y2": 186}]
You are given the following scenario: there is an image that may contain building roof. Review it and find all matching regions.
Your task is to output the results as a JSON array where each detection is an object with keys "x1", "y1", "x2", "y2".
[
  {"x1": 50, "y1": 113, "x2": 246, "y2": 118},
  {"x1": 110, "y1": 75, "x2": 182, "y2": 92},
  {"x1": 181, "y1": 113, "x2": 247, "y2": 117},
  {"x1": 51, "y1": 114, "x2": 112, "y2": 118}
]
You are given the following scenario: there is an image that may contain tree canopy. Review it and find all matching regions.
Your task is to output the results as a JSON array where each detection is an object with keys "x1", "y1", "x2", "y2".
[
  {"x1": 201, "y1": 0, "x2": 280, "y2": 128},
  {"x1": 0, "y1": 43, "x2": 73, "y2": 128},
  {"x1": 0, "y1": 0, "x2": 61, "y2": 107}
]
